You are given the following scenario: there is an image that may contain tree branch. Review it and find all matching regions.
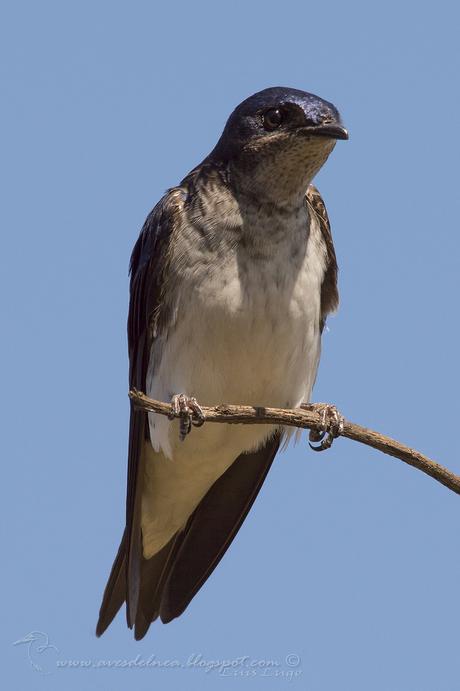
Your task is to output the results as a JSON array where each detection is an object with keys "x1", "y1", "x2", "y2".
[{"x1": 129, "y1": 389, "x2": 460, "y2": 496}]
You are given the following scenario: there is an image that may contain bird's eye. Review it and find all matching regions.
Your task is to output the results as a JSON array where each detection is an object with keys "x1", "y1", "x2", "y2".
[{"x1": 263, "y1": 108, "x2": 284, "y2": 131}]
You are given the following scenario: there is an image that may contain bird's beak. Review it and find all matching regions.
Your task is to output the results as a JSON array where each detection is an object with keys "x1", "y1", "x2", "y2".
[
  {"x1": 298, "y1": 123, "x2": 349, "y2": 140},
  {"x1": 312, "y1": 123, "x2": 349, "y2": 140}
]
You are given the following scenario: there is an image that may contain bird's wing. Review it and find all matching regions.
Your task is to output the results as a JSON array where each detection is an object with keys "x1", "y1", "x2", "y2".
[
  {"x1": 306, "y1": 184, "x2": 339, "y2": 331},
  {"x1": 125, "y1": 190, "x2": 185, "y2": 628},
  {"x1": 97, "y1": 187, "x2": 183, "y2": 635}
]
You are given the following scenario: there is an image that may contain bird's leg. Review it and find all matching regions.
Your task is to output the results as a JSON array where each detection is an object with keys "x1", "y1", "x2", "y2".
[
  {"x1": 168, "y1": 393, "x2": 205, "y2": 441},
  {"x1": 301, "y1": 403, "x2": 344, "y2": 452}
]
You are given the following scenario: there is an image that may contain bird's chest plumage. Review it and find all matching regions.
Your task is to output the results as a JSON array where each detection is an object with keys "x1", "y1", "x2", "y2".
[
  {"x1": 147, "y1": 206, "x2": 326, "y2": 455},
  {"x1": 195, "y1": 225, "x2": 322, "y2": 404}
]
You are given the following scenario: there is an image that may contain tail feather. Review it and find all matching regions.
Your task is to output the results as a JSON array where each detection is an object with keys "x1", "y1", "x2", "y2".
[
  {"x1": 134, "y1": 535, "x2": 180, "y2": 639},
  {"x1": 96, "y1": 530, "x2": 180, "y2": 639},
  {"x1": 96, "y1": 530, "x2": 127, "y2": 637}
]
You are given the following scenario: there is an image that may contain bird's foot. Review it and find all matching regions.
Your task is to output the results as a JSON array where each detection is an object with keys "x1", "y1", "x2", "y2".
[
  {"x1": 168, "y1": 393, "x2": 205, "y2": 441},
  {"x1": 301, "y1": 402, "x2": 344, "y2": 452}
]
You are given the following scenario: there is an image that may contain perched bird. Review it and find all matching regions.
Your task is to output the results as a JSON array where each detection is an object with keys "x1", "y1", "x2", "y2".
[{"x1": 96, "y1": 86, "x2": 348, "y2": 639}]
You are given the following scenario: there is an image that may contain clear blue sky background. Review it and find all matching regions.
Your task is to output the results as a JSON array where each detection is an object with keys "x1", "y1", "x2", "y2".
[{"x1": 3, "y1": 1, "x2": 459, "y2": 689}]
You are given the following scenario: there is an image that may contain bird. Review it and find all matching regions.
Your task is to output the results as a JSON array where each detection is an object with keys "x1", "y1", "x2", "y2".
[{"x1": 96, "y1": 86, "x2": 348, "y2": 639}]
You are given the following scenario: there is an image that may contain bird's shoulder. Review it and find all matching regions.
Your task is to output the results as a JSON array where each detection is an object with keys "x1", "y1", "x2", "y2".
[
  {"x1": 306, "y1": 184, "x2": 339, "y2": 328},
  {"x1": 129, "y1": 186, "x2": 184, "y2": 282},
  {"x1": 127, "y1": 186, "x2": 186, "y2": 385}
]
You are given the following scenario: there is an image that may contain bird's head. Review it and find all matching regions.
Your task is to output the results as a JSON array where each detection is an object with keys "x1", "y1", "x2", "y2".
[{"x1": 211, "y1": 87, "x2": 348, "y2": 204}]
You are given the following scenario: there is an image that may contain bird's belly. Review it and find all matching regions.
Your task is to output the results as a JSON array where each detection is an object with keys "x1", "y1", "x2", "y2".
[{"x1": 148, "y1": 280, "x2": 321, "y2": 455}]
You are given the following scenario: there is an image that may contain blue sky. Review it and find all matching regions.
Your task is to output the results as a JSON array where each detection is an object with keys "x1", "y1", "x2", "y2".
[{"x1": 3, "y1": 1, "x2": 460, "y2": 689}]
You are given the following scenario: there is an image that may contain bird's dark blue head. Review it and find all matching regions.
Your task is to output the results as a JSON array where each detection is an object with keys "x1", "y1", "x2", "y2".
[
  {"x1": 209, "y1": 87, "x2": 347, "y2": 201},
  {"x1": 211, "y1": 87, "x2": 347, "y2": 159}
]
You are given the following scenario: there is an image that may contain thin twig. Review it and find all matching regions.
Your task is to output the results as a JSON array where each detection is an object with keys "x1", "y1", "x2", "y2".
[{"x1": 129, "y1": 389, "x2": 460, "y2": 496}]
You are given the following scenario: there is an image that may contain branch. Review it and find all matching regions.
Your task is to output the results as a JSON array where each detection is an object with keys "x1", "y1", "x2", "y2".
[{"x1": 129, "y1": 389, "x2": 460, "y2": 496}]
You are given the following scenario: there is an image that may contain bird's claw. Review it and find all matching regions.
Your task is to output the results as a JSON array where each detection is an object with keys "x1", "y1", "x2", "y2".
[
  {"x1": 302, "y1": 403, "x2": 344, "y2": 452},
  {"x1": 168, "y1": 394, "x2": 205, "y2": 441}
]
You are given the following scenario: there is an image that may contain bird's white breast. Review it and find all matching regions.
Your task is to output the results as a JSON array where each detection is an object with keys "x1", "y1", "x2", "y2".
[{"x1": 141, "y1": 206, "x2": 327, "y2": 558}]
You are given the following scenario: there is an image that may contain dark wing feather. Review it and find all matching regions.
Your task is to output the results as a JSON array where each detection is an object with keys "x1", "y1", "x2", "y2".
[
  {"x1": 97, "y1": 188, "x2": 182, "y2": 635},
  {"x1": 95, "y1": 530, "x2": 127, "y2": 636},
  {"x1": 125, "y1": 191, "x2": 183, "y2": 626},
  {"x1": 306, "y1": 184, "x2": 339, "y2": 331}
]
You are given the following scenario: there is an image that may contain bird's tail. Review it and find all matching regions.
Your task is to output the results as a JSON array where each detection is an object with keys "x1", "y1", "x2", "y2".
[
  {"x1": 97, "y1": 432, "x2": 281, "y2": 639},
  {"x1": 96, "y1": 530, "x2": 178, "y2": 639}
]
